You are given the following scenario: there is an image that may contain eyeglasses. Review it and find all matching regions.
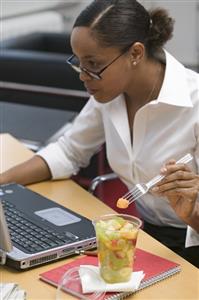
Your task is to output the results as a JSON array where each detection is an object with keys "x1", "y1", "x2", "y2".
[{"x1": 66, "y1": 45, "x2": 132, "y2": 80}]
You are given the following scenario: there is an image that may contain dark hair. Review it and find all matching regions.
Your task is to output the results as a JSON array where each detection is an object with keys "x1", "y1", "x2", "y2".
[{"x1": 73, "y1": 0, "x2": 174, "y2": 58}]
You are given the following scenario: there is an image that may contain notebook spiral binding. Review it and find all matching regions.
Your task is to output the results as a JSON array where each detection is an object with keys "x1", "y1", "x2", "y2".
[{"x1": 105, "y1": 266, "x2": 181, "y2": 300}]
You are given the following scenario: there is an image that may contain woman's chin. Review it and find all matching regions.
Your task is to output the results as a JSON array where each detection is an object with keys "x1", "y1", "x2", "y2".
[{"x1": 93, "y1": 92, "x2": 116, "y2": 103}]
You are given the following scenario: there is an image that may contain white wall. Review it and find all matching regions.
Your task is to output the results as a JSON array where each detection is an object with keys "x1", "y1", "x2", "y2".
[
  {"x1": 66, "y1": 0, "x2": 199, "y2": 67},
  {"x1": 141, "y1": 0, "x2": 199, "y2": 67},
  {"x1": 59, "y1": 1, "x2": 92, "y2": 32},
  {"x1": 1, "y1": 0, "x2": 198, "y2": 67},
  {"x1": 0, "y1": 1, "x2": 89, "y2": 39},
  {"x1": 1, "y1": 1, "x2": 78, "y2": 19}
]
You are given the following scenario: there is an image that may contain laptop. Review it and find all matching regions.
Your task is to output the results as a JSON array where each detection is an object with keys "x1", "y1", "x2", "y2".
[{"x1": 0, "y1": 183, "x2": 96, "y2": 270}]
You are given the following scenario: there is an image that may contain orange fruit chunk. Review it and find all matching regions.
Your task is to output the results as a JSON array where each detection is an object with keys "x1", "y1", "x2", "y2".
[{"x1": 116, "y1": 198, "x2": 129, "y2": 209}]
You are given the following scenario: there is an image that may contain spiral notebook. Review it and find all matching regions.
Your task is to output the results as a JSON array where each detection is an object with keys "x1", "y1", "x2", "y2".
[{"x1": 39, "y1": 248, "x2": 181, "y2": 299}]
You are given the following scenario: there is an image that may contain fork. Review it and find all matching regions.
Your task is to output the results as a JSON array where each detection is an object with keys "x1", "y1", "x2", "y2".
[{"x1": 123, "y1": 153, "x2": 193, "y2": 205}]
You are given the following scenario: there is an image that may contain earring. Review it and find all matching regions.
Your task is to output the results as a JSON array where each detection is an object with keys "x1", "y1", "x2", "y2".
[{"x1": 133, "y1": 61, "x2": 137, "y2": 66}]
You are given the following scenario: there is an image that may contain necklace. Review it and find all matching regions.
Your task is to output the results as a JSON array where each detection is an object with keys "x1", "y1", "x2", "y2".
[
  {"x1": 145, "y1": 62, "x2": 162, "y2": 104},
  {"x1": 126, "y1": 62, "x2": 162, "y2": 130}
]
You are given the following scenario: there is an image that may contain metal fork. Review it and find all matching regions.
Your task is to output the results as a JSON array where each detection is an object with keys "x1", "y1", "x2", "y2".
[{"x1": 123, "y1": 153, "x2": 193, "y2": 205}]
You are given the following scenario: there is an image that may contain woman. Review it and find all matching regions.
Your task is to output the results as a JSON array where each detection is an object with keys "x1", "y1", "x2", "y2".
[{"x1": 1, "y1": 0, "x2": 199, "y2": 266}]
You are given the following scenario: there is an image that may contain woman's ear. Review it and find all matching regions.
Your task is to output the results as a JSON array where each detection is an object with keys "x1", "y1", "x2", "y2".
[{"x1": 129, "y1": 42, "x2": 145, "y2": 66}]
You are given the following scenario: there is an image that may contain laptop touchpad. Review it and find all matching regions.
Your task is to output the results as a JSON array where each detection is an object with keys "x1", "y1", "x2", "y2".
[{"x1": 35, "y1": 208, "x2": 81, "y2": 226}]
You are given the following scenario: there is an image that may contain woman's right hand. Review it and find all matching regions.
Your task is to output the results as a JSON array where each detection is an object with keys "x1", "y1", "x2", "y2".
[
  {"x1": 0, "y1": 156, "x2": 52, "y2": 186},
  {"x1": 152, "y1": 159, "x2": 199, "y2": 232}
]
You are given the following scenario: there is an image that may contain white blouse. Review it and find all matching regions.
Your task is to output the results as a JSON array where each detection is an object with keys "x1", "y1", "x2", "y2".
[{"x1": 38, "y1": 50, "x2": 199, "y2": 247}]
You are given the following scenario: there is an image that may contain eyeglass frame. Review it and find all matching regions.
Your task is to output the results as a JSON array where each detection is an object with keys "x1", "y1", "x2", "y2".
[{"x1": 66, "y1": 44, "x2": 133, "y2": 80}]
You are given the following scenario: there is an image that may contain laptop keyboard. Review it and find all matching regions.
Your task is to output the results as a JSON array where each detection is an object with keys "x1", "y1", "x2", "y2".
[{"x1": 2, "y1": 200, "x2": 75, "y2": 254}]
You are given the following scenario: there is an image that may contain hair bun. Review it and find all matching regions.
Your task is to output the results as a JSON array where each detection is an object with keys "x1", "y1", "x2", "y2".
[{"x1": 147, "y1": 8, "x2": 174, "y2": 55}]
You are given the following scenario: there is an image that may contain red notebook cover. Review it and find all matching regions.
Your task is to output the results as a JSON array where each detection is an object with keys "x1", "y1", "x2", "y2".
[{"x1": 39, "y1": 248, "x2": 181, "y2": 300}]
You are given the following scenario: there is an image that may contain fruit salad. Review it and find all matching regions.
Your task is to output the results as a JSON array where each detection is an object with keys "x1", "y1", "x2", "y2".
[{"x1": 95, "y1": 215, "x2": 140, "y2": 283}]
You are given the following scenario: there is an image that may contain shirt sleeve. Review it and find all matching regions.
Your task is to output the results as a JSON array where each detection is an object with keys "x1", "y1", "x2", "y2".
[
  {"x1": 37, "y1": 97, "x2": 105, "y2": 179},
  {"x1": 194, "y1": 88, "x2": 199, "y2": 173},
  {"x1": 185, "y1": 99, "x2": 199, "y2": 247}
]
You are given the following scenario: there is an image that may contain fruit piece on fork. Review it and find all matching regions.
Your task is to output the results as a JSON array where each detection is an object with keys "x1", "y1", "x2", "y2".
[
  {"x1": 116, "y1": 197, "x2": 130, "y2": 209},
  {"x1": 116, "y1": 153, "x2": 193, "y2": 210}
]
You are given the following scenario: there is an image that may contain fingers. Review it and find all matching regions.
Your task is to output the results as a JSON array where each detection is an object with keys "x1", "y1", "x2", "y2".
[
  {"x1": 160, "y1": 159, "x2": 175, "y2": 173},
  {"x1": 152, "y1": 159, "x2": 197, "y2": 195},
  {"x1": 155, "y1": 179, "x2": 196, "y2": 193},
  {"x1": 157, "y1": 170, "x2": 195, "y2": 186},
  {"x1": 154, "y1": 184, "x2": 197, "y2": 197},
  {"x1": 157, "y1": 159, "x2": 194, "y2": 186},
  {"x1": 152, "y1": 157, "x2": 199, "y2": 221},
  {"x1": 152, "y1": 182, "x2": 198, "y2": 199},
  {"x1": 160, "y1": 162, "x2": 191, "y2": 176}
]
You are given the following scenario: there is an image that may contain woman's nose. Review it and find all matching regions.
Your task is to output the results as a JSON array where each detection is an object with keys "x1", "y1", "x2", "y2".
[{"x1": 79, "y1": 70, "x2": 92, "y2": 82}]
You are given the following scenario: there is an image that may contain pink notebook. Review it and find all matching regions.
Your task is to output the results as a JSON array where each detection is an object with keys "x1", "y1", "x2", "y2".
[{"x1": 39, "y1": 248, "x2": 181, "y2": 299}]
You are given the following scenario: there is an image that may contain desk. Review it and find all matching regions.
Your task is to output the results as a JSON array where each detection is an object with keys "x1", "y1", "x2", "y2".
[{"x1": 0, "y1": 134, "x2": 198, "y2": 300}]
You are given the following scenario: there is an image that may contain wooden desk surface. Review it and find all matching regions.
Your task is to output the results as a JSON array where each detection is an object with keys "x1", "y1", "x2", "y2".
[{"x1": 0, "y1": 134, "x2": 198, "y2": 300}]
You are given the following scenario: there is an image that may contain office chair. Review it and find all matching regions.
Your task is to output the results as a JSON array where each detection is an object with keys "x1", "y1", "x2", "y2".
[{"x1": 0, "y1": 32, "x2": 85, "y2": 91}]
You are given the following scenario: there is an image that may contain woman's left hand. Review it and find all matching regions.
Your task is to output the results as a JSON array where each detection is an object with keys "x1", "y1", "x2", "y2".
[{"x1": 152, "y1": 159, "x2": 199, "y2": 221}]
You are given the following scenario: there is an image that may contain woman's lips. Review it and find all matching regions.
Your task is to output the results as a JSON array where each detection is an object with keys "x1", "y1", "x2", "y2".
[{"x1": 85, "y1": 86, "x2": 98, "y2": 95}]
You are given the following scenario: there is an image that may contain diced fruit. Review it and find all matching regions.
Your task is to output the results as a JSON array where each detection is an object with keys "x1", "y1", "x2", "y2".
[
  {"x1": 120, "y1": 229, "x2": 138, "y2": 240},
  {"x1": 114, "y1": 216, "x2": 127, "y2": 226},
  {"x1": 118, "y1": 267, "x2": 132, "y2": 278},
  {"x1": 117, "y1": 238, "x2": 126, "y2": 248},
  {"x1": 95, "y1": 215, "x2": 139, "y2": 283},
  {"x1": 115, "y1": 250, "x2": 126, "y2": 259},
  {"x1": 116, "y1": 198, "x2": 129, "y2": 209}
]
